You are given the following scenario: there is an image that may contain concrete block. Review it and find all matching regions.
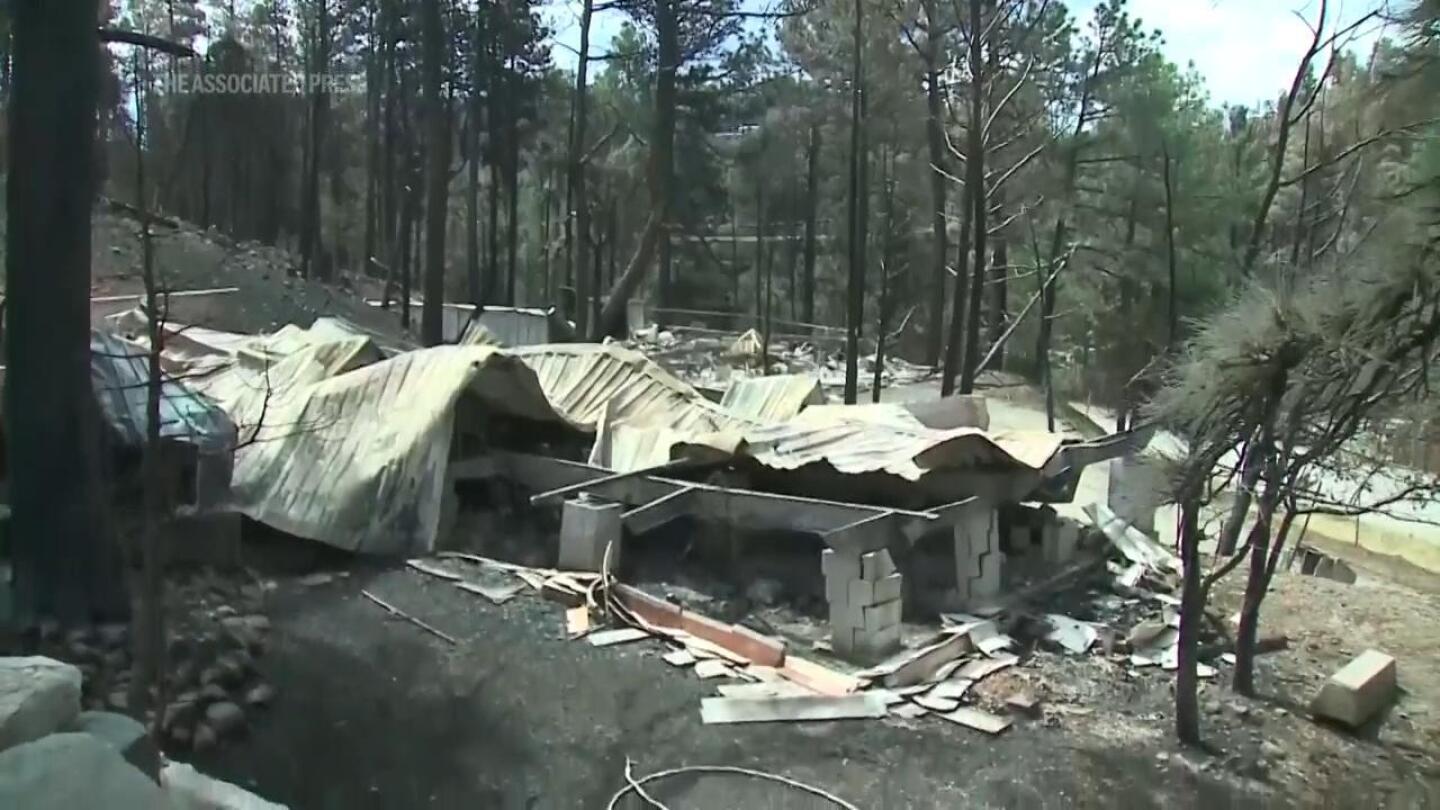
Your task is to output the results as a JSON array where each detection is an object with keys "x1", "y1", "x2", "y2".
[
  {"x1": 848, "y1": 578, "x2": 875, "y2": 607},
  {"x1": 872, "y1": 573, "x2": 903, "y2": 605},
  {"x1": 1008, "y1": 524, "x2": 1033, "y2": 553},
  {"x1": 557, "y1": 497, "x2": 623, "y2": 572},
  {"x1": 825, "y1": 576, "x2": 850, "y2": 605},
  {"x1": 0, "y1": 657, "x2": 82, "y2": 752},
  {"x1": 862, "y1": 598, "x2": 902, "y2": 633},
  {"x1": 1310, "y1": 649, "x2": 1398, "y2": 728},
  {"x1": 821, "y1": 549, "x2": 861, "y2": 582},
  {"x1": 861, "y1": 622, "x2": 903, "y2": 657},
  {"x1": 829, "y1": 600, "x2": 864, "y2": 632},
  {"x1": 861, "y1": 549, "x2": 896, "y2": 582}
]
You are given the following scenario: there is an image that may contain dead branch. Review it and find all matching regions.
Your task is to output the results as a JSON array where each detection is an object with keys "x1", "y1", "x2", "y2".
[{"x1": 99, "y1": 27, "x2": 198, "y2": 57}]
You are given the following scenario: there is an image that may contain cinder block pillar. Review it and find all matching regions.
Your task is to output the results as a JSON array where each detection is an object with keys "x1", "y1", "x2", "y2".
[
  {"x1": 955, "y1": 507, "x2": 1003, "y2": 607},
  {"x1": 822, "y1": 548, "x2": 902, "y2": 661},
  {"x1": 558, "y1": 496, "x2": 623, "y2": 572}
]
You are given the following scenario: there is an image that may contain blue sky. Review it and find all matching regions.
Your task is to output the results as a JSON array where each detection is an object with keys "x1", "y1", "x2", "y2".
[{"x1": 544, "y1": 0, "x2": 1397, "y2": 108}]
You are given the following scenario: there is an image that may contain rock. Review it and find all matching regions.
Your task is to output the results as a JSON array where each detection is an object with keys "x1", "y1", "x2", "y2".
[
  {"x1": 162, "y1": 694, "x2": 200, "y2": 732},
  {"x1": 65, "y1": 627, "x2": 97, "y2": 648},
  {"x1": 108, "y1": 691, "x2": 130, "y2": 712},
  {"x1": 67, "y1": 710, "x2": 161, "y2": 782},
  {"x1": 244, "y1": 683, "x2": 276, "y2": 708},
  {"x1": 200, "y1": 684, "x2": 229, "y2": 705},
  {"x1": 169, "y1": 661, "x2": 198, "y2": 690},
  {"x1": 96, "y1": 624, "x2": 130, "y2": 649},
  {"x1": 0, "y1": 733, "x2": 169, "y2": 809},
  {"x1": 297, "y1": 572, "x2": 334, "y2": 588},
  {"x1": 68, "y1": 641, "x2": 97, "y2": 663},
  {"x1": 168, "y1": 724, "x2": 192, "y2": 749},
  {"x1": 104, "y1": 649, "x2": 130, "y2": 671},
  {"x1": 192, "y1": 723, "x2": 218, "y2": 753},
  {"x1": 204, "y1": 702, "x2": 245, "y2": 737},
  {"x1": 0, "y1": 656, "x2": 83, "y2": 750},
  {"x1": 199, "y1": 667, "x2": 225, "y2": 688},
  {"x1": 216, "y1": 655, "x2": 250, "y2": 687},
  {"x1": 161, "y1": 760, "x2": 290, "y2": 809},
  {"x1": 744, "y1": 578, "x2": 784, "y2": 607}
]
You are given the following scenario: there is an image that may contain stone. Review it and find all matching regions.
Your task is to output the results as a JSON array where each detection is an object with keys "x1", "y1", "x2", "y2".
[
  {"x1": 67, "y1": 710, "x2": 160, "y2": 781},
  {"x1": 557, "y1": 497, "x2": 624, "y2": 573},
  {"x1": 104, "y1": 649, "x2": 129, "y2": 671},
  {"x1": 1260, "y1": 740, "x2": 1286, "y2": 761},
  {"x1": 161, "y1": 760, "x2": 290, "y2": 809},
  {"x1": 744, "y1": 578, "x2": 783, "y2": 607},
  {"x1": 162, "y1": 694, "x2": 200, "y2": 732},
  {"x1": 193, "y1": 723, "x2": 218, "y2": 752},
  {"x1": 0, "y1": 656, "x2": 83, "y2": 751},
  {"x1": 204, "y1": 701, "x2": 245, "y2": 737},
  {"x1": 108, "y1": 691, "x2": 130, "y2": 712},
  {"x1": 244, "y1": 683, "x2": 276, "y2": 708},
  {"x1": 0, "y1": 733, "x2": 169, "y2": 810},
  {"x1": 199, "y1": 666, "x2": 225, "y2": 687},
  {"x1": 200, "y1": 684, "x2": 229, "y2": 704},
  {"x1": 168, "y1": 725, "x2": 192, "y2": 749},
  {"x1": 1310, "y1": 649, "x2": 1398, "y2": 728},
  {"x1": 96, "y1": 624, "x2": 130, "y2": 649}
]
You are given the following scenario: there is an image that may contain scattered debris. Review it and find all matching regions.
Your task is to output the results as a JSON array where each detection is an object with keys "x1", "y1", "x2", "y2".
[
  {"x1": 940, "y1": 707, "x2": 1013, "y2": 735},
  {"x1": 585, "y1": 628, "x2": 651, "y2": 648},
  {"x1": 662, "y1": 649, "x2": 696, "y2": 667},
  {"x1": 699, "y1": 694, "x2": 888, "y2": 725},
  {"x1": 454, "y1": 580, "x2": 525, "y2": 605},
  {"x1": 694, "y1": 660, "x2": 737, "y2": 680},
  {"x1": 359, "y1": 590, "x2": 458, "y2": 646},
  {"x1": 566, "y1": 607, "x2": 591, "y2": 639},
  {"x1": 1044, "y1": 614, "x2": 1099, "y2": 654},
  {"x1": 1310, "y1": 649, "x2": 1398, "y2": 729}
]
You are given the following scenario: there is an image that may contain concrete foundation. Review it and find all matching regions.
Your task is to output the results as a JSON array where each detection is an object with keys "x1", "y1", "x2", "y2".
[
  {"x1": 823, "y1": 548, "x2": 902, "y2": 661},
  {"x1": 955, "y1": 507, "x2": 1003, "y2": 607},
  {"x1": 557, "y1": 496, "x2": 623, "y2": 572}
]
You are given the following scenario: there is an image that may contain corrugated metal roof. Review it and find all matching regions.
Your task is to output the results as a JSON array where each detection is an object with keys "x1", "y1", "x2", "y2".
[
  {"x1": 510, "y1": 343, "x2": 763, "y2": 435},
  {"x1": 719, "y1": 374, "x2": 825, "y2": 422},
  {"x1": 90, "y1": 330, "x2": 237, "y2": 453},
  {"x1": 226, "y1": 344, "x2": 559, "y2": 553}
]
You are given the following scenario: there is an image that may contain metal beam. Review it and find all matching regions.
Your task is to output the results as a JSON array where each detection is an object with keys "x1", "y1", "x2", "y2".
[
  {"x1": 492, "y1": 452, "x2": 931, "y2": 539},
  {"x1": 622, "y1": 486, "x2": 698, "y2": 534}
]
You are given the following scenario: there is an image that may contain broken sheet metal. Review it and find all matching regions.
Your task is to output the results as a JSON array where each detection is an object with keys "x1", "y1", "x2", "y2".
[
  {"x1": 511, "y1": 343, "x2": 762, "y2": 435},
  {"x1": 719, "y1": 374, "x2": 825, "y2": 422},
  {"x1": 225, "y1": 345, "x2": 561, "y2": 553},
  {"x1": 90, "y1": 330, "x2": 236, "y2": 452},
  {"x1": 697, "y1": 405, "x2": 1066, "y2": 481}
]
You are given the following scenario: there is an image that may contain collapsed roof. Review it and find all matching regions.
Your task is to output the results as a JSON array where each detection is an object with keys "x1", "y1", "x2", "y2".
[{"x1": 105, "y1": 310, "x2": 1145, "y2": 553}]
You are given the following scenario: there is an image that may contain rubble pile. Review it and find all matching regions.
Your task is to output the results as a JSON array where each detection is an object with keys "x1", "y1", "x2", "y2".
[{"x1": 12, "y1": 568, "x2": 277, "y2": 755}]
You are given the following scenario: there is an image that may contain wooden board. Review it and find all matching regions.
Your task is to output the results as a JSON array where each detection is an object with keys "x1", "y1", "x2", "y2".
[{"x1": 700, "y1": 694, "x2": 888, "y2": 725}]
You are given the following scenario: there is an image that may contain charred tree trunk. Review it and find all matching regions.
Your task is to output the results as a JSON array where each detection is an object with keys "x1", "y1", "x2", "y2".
[
  {"x1": 1175, "y1": 493, "x2": 1203, "y2": 744},
  {"x1": 420, "y1": 0, "x2": 449, "y2": 346},
  {"x1": 595, "y1": 0, "x2": 678, "y2": 337},
  {"x1": 6, "y1": 0, "x2": 116, "y2": 624},
  {"x1": 300, "y1": 0, "x2": 329, "y2": 279},
  {"x1": 941, "y1": 183, "x2": 974, "y2": 396},
  {"x1": 921, "y1": 0, "x2": 948, "y2": 368},
  {"x1": 801, "y1": 123, "x2": 820, "y2": 327},
  {"x1": 466, "y1": 11, "x2": 484, "y2": 305},
  {"x1": 505, "y1": 115, "x2": 520, "y2": 305},
  {"x1": 988, "y1": 220, "x2": 1009, "y2": 371},
  {"x1": 843, "y1": 0, "x2": 866, "y2": 405},
  {"x1": 487, "y1": 161, "x2": 500, "y2": 302},
  {"x1": 958, "y1": 0, "x2": 988, "y2": 395},
  {"x1": 571, "y1": 0, "x2": 594, "y2": 335}
]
